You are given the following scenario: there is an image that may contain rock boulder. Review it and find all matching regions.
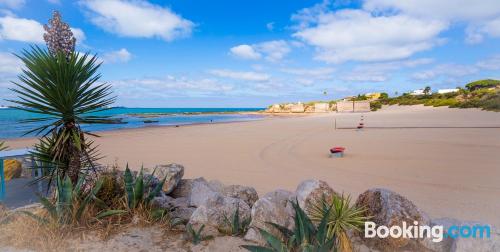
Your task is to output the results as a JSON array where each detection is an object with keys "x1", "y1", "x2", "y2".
[
  {"x1": 188, "y1": 196, "x2": 251, "y2": 237},
  {"x1": 295, "y1": 179, "x2": 337, "y2": 211},
  {"x1": 222, "y1": 185, "x2": 259, "y2": 208},
  {"x1": 155, "y1": 163, "x2": 184, "y2": 194},
  {"x1": 244, "y1": 189, "x2": 296, "y2": 245},
  {"x1": 355, "y1": 188, "x2": 432, "y2": 252}
]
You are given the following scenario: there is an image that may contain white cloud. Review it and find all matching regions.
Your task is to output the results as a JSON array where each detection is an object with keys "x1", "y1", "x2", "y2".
[
  {"x1": 477, "y1": 55, "x2": 500, "y2": 70},
  {"x1": 0, "y1": 15, "x2": 44, "y2": 43},
  {"x1": 0, "y1": 51, "x2": 22, "y2": 75},
  {"x1": 229, "y1": 40, "x2": 290, "y2": 62},
  {"x1": 266, "y1": 22, "x2": 274, "y2": 31},
  {"x1": 363, "y1": 0, "x2": 500, "y2": 44},
  {"x1": 254, "y1": 40, "x2": 291, "y2": 62},
  {"x1": 0, "y1": 14, "x2": 85, "y2": 44},
  {"x1": 80, "y1": 0, "x2": 193, "y2": 41},
  {"x1": 293, "y1": 9, "x2": 447, "y2": 63},
  {"x1": 281, "y1": 67, "x2": 335, "y2": 78},
  {"x1": 363, "y1": 0, "x2": 500, "y2": 21},
  {"x1": 0, "y1": 0, "x2": 25, "y2": 9},
  {"x1": 465, "y1": 17, "x2": 500, "y2": 44},
  {"x1": 102, "y1": 48, "x2": 132, "y2": 63},
  {"x1": 112, "y1": 75, "x2": 233, "y2": 98},
  {"x1": 229, "y1": 44, "x2": 261, "y2": 60},
  {"x1": 71, "y1": 28, "x2": 86, "y2": 43},
  {"x1": 412, "y1": 64, "x2": 478, "y2": 80},
  {"x1": 341, "y1": 58, "x2": 433, "y2": 82},
  {"x1": 208, "y1": 69, "x2": 270, "y2": 81}
]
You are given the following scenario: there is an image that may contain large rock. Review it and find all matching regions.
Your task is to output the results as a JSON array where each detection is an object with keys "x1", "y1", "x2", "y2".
[
  {"x1": 155, "y1": 163, "x2": 184, "y2": 194},
  {"x1": 170, "y1": 178, "x2": 195, "y2": 198},
  {"x1": 355, "y1": 188, "x2": 432, "y2": 252},
  {"x1": 295, "y1": 179, "x2": 337, "y2": 211},
  {"x1": 189, "y1": 178, "x2": 223, "y2": 207},
  {"x1": 151, "y1": 195, "x2": 196, "y2": 223},
  {"x1": 222, "y1": 185, "x2": 259, "y2": 208},
  {"x1": 188, "y1": 196, "x2": 251, "y2": 237},
  {"x1": 244, "y1": 190, "x2": 296, "y2": 245}
]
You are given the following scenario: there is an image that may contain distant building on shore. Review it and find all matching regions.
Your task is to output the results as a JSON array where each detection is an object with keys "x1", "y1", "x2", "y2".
[
  {"x1": 314, "y1": 103, "x2": 329, "y2": 112},
  {"x1": 365, "y1": 92, "x2": 381, "y2": 100},
  {"x1": 337, "y1": 101, "x2": 370, "y2": 113},
  {"x1": 290, "y1": 102, "x2": 305, "y2": 113},
  {"x1": 437, "y1": 88, "x2": 459, "y2": 94},
  {"x1": 410, "y1": 89, "x2": 426, "y2": 95}
]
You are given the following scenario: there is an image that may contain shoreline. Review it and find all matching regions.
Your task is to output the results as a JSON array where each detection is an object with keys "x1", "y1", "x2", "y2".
[{"x1": 1, "y1": 111, "x2": 322, "y2": 142}]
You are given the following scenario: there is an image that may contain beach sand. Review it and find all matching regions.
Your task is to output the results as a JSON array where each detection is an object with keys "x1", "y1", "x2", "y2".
[{"x1": 6, "y1": 105, "x2": 500, "y2": 226}]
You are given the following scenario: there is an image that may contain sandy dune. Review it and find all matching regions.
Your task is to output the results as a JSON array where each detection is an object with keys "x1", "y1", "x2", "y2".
[{"x1": 6, "y1": 105, "x2": 500, "y2": 226}]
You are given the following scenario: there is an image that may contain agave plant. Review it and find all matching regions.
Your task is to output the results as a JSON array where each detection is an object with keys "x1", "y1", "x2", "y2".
[
  {"x1": 308, "y1": 194, "x2": 369, "y2": 252},
  {"x1": 242, "y1": 200, "x2": 337, "y2": 252},
  {"x1": 186, "y1": 224, "x2": 213, "y2": 245},
  {"x1": 123, "y1": 164, "x2": 168, "y2": 210},
  {"x1": 221, "y1": 202, "x2": 251, "y2": 236},
  {"x1": 9, "y1": 45, "x2": 116, "y2": 185},
  {"x1": 0, "y1": 141, "x2": 8, "y2": 151},
  {"x1": 21, "y1": 174, "x2": 116, "y2": 225}
]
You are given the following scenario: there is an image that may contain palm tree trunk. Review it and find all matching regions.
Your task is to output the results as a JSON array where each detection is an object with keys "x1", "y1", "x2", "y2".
[{"x1": 67, "y1": 144, "x2": 81, "y2": 184}]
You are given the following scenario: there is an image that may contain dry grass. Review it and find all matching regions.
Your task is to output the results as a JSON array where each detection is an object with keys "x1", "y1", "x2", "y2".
[
  {"x1": 0, "y1": 207, "x2": 69, "y2": 251},
  {"x1": 0, "y1": 203, "x2": 179, "y2": 251}
]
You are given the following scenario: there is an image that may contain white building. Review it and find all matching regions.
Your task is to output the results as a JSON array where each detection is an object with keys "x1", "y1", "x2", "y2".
[
  {"x1": 437, "y1": 88, "x2": 459, "y2": 94},
  {"x1": 410, "y1": 89, "x2": 426, "y2": 95}
]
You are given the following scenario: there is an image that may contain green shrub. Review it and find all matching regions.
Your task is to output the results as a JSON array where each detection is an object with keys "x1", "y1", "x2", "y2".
[
  {"x1": 465, "y1": 79, "x2": 500, "y2": 91},
  {"x1": 96, "y1": 171, "x2": 124, "y2": 207},
  {"x1": 480, "y1": 92, "x2": 500, "y2": 111},
  {"x1": 308, "y1": 194, "x2": 369, "y2": 252},
  {"x1": 370, "y1": 101, "x2": 382, "y2": 111}
]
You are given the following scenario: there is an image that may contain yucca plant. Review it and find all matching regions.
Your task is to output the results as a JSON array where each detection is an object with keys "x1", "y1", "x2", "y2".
[
  {"x1": 242, "y1": 200, "x2": 337, "y2": 252},
  {"x1": 308, "y1": 194, "x2": 369, "y2": 252},
  {"x1": 0, "y1": 141, "x2": 8, "y2": 151},
  {"x1": 9, "y1": 45, "x2": 116, "y2": 185},
  {"x1": 10, "y1": 48, "x2": 112, "y2": 182},
  {"x1": 21, "y1": 174, "x2": 119, "y2": 225},
  {"x1": 221, "y1": 202, "x2": 251, "y2": 236}
]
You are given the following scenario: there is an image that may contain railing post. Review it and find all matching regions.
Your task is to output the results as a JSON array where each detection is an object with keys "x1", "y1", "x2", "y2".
[{"x1": 0, "y1": 158, "x2": 4, "y2": 201}]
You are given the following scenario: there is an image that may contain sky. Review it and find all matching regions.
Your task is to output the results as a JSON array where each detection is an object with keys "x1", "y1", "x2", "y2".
[{"x1": 0, "y1": 0, "x2": 499, "y2": 108}]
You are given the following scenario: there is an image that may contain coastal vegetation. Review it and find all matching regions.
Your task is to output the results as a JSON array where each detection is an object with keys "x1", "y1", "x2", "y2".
[{"x1": 375, "y1": 80, "x2": 500, "y2": 111}]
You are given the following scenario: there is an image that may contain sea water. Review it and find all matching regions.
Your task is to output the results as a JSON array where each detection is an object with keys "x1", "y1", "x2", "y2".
[{"x1": 0, "y1": 107, "x2": 264, "y2": 139}]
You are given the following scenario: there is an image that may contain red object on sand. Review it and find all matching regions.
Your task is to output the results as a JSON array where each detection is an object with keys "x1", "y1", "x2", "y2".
[{"x1": 330, "y1": 147, "x2": 345, "y2": 153}]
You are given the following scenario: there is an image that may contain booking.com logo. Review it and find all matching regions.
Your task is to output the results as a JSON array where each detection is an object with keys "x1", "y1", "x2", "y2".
[{"x1": 365, "y1": 221, "x2": 491, "y2": 242}]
